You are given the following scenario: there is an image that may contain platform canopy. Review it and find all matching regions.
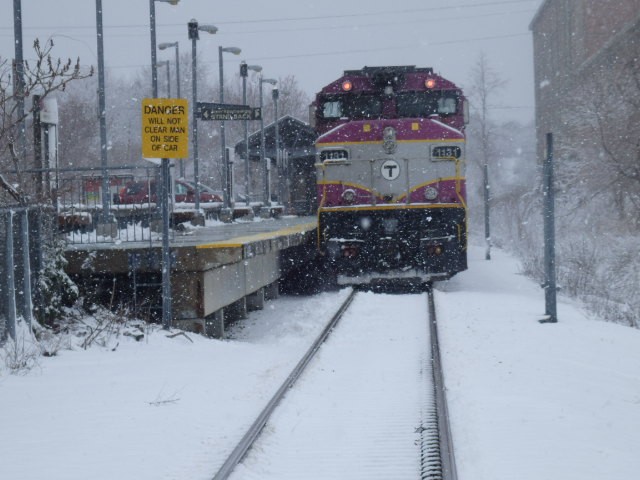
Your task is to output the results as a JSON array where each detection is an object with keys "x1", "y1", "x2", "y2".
[{"x1": 234, "y1": 115, "x2": 316, "y2": 163}]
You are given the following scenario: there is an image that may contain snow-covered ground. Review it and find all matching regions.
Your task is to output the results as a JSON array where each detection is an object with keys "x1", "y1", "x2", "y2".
[
  {"x1": 1, "y1": 245, "x2": 639, "y2": 480},
  {"x1": 435, "y1": 248, "x2": 640, "y2": 479}
]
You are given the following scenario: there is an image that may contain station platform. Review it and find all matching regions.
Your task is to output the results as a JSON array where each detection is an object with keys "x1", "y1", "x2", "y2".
[{"x1": 64, "y1": 216, "x2": 318, "y2": 337}]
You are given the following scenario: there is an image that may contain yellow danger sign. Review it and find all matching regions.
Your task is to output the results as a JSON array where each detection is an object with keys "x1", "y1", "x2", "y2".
[{"x1": 141, "y1": 98, "x2": 189, "y2": 158}]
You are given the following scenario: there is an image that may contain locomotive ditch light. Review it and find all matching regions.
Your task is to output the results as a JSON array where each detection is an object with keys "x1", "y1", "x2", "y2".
[
  {"x1": 342, "y1": 188, "x2": 356, "y2": 204},
  {"x1": 341, "y1": 80, "x2": 353, "y2": 91},
  {"x1": 424, "y1": 186, "x2": 439, "y2": 200},
  {"x1": 425, "y1": 78, "x2": 436, "y2": 89}
]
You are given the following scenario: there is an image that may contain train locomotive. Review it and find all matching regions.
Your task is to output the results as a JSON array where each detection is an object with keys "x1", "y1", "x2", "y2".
[{"x1": 312, "y1": 66, "x2": 469, "y2": 287}]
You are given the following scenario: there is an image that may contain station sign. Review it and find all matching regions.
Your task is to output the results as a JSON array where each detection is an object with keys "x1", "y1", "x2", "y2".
[
  {"x1": 141, "y1": 98, "x2": 189, "y2": 158},
  {"x1": 197, "y1": 102, "x2": 262, "y2": 121}
]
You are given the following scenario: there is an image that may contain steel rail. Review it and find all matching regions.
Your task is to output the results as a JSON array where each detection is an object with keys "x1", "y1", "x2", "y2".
[
  {"x1": 212, "y1": 289, "x2": 358, "y2": 480},
  {"x1": 427, "y1": 288, "x2": 459, "y2": 480}
]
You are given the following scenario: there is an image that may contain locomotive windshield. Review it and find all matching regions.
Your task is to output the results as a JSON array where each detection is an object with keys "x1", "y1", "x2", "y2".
[
  {"x1": 320, "y1": 94, "x2": 383, "y2": 119},
  {"x1": 319, "y1": 91, "x2": 459, "y2": 120},
  {"x1": 396, "y1": 92, "x2": 459, "y2": 117}
]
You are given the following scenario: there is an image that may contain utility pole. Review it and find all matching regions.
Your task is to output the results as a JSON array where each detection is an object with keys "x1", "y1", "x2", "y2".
[{"x1": 541, "y1": 132, "x2": 558, "y2": 323}]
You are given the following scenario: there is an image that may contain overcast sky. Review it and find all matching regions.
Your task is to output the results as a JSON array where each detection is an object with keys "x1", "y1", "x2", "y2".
[{"x1": 1, "y1": 0, "x2": 542, "y2": 123}]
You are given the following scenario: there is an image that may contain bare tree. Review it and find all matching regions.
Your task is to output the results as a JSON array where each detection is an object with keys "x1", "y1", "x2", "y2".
[
  {"x1": 0, "y1": 39, "x2": 93, "y2": 205},
  {"x1": 561, "y1": 56, "x2": 640, "y2": 225},
  {"x1": 467, "y1": 52, "x2": 507, "y2": 259}
]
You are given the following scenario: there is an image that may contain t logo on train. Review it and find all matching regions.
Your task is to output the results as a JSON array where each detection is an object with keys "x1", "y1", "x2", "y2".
[{"x1": 311, "y1": 66, "x2": 469, "y2": 288}]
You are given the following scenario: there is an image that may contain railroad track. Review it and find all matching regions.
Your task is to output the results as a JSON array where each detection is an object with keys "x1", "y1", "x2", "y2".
[
  {"x1": 212, "y1": 288, "x2": 457, "y2": 480},
  {"x1": 423, "y1": 288, "x2": 458, "y2": 480}
]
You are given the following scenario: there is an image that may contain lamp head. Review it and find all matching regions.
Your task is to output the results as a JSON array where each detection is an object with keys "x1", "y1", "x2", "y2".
[
  {"x1": 222, "y1": 46, "x2": 241, "y2": 55},
  {"x1": 199, "y1": 24, "x2": 218, "y2": 35},
  {"x1": 188, "y1": 19, "x2": 199, "y2": 40}
]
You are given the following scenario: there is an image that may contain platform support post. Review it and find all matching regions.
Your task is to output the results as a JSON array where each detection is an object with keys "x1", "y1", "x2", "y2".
[
  {"x1": 264, "y1": 281, "x2": 279, "y2": 300},
  {"x1": 205, "y1": 309, "x2": 225, "y2": 339},
  {"x1": 246, "y1": 288, "x2": 265, "y2": 311}
]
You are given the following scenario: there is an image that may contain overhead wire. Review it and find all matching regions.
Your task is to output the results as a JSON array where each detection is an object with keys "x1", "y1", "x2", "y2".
[{"x1": 0, "y1": 0, "x2": 537, "y2": 32}]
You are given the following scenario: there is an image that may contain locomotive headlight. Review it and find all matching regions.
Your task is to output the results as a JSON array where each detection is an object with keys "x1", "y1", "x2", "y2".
[
  {"x1": 383, "y1": 126, "x2": 397, "y2": 154},
  {"x1": 342, "y1": 188, "x2": 356, "y2": 204},
  {"x1": 424, "y1": 186, "x2": 439, "y2": 200}
]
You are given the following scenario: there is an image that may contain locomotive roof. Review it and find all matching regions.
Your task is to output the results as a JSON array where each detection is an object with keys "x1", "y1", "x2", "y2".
[
  {"x1": 317, "y1": 65, "x2": 461, "y2": 94},
  {"x1": 342, "y1": 65, "x2": 434, "y2": 76}
]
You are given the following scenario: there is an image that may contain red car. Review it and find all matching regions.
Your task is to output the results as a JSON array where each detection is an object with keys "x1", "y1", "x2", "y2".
[{"x1": 114, "y1": 179, "x2": 222, "y2": 204}]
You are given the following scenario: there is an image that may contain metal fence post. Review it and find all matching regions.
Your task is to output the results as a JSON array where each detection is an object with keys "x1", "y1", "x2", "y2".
[
  {"x1": 542, "y1": 132, "x2": 558, "y2": 323},
  {"x1": 5, "y1": 211, "x2": 17, "y2": 339},
  {"x1": 21, "y1": 209, "x2": 34, "y2": 327}
]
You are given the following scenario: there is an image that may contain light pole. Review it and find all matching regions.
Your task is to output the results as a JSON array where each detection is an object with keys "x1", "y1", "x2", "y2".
[
  {"x1": 12, "y1": 0, "x2": 26, "y2": 163},
  {"x1": 218, "y1": 46, "x2": 241, "y2": 212},
  {"x1": 240, "y1": 62, "x2": 262, "y2": 205},
  {"x1": 149, "y1": 0, "x2": 178, "y2": 331},
  {"x1": 95, "y1": 0, "x2": 111, "y2": 221},
  {"x1": 259, "y1": 75, "x2": 277, "y2": 206},
  {"x1": 159, "y1": 41, "x2": 183, "y2": 176},
  {"x1": 158, "y1": 42, "x2": 180, "y2": 97},
  {"x1": 188, "y1": 19, "x2": 218, "y2": 212},
  {"x1": 156, "y1": 60, "x2": 171, "y2": 97},
  {"x1": 272, "y1": 86, "x2": 282, "y2": 206},
  {"x1": 150, "y1": 0, "x2": 179, "y2": 98}
]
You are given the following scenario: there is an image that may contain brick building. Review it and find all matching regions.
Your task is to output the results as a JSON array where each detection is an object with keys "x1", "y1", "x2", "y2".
[{"x1": 530, "y1": 0, "x2": 640, "y2": 158}]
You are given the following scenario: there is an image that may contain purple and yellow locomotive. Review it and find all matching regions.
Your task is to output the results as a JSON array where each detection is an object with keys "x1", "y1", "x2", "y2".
[{"x1": 312, "y1": 66, "x2": 469, "y2": 287}]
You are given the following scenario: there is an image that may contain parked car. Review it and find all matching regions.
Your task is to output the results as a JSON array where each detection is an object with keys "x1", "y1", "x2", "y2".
[{"x1": 114, "y1": 179, "x2": 222, "y2": 204}]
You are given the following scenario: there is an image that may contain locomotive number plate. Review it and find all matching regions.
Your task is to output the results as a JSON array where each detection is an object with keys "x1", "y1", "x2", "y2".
[{"x1": 432, "y1": 145, "x2": 462, "y2": 160}]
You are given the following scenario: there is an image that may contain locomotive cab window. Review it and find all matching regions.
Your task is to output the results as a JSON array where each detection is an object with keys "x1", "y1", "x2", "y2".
[
  {"x1": 437, "y1": 96, "x2": 457, "y2": 114},
  {"x1": 322, "y1": 101, "x2": 343, "y2": 118},
  {"x1": 396, "y1": 92, "x2": 459, "y2": 118},
  {"x1": 320, "y1": 94, "x2": 383, "y2": 119}
]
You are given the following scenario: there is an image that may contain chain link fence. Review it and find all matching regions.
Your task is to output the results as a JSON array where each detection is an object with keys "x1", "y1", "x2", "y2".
[
  {"x1": 56, "y1": 166, "x2": 167, "y2": 245},
  {"x1": 1, "y1": 163, "x2": 230, "y2": 342}
]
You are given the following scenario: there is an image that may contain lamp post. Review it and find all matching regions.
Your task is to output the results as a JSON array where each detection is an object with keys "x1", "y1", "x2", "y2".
[
  {"x1": 149, "y1": 0, "x2": 178, "y2": 331},
  {"x1": 259, "y1": 76, "x2": 277, "y2": 206},
  {"x1": 240, "y1": 62, "x2": 262, "y2": 205},
  {"x1": 12, "y1": 0, "x2": 26, "y2": 163},
  {"x1": 218, "y1": 46, "x2": 241, "y2": 212},
  {"x1": 158, "y1": 42, "x2": 180, "y2": 97},
  {"x1": 149, "y1": 0, "x2": 179, "y2": 98},
  {"x1": 95, "y1": 0, "x2": 110, "y2": 221},
  {"x1": 159, "y1": 41, "x2": 183, "y2": 176},
  {"x1": 156, "y1": 60, "x2": 171, "y2": 97},
  {"x1": 188, "y1": 19, "x2": 218, "y2": 211},
  {"x1": 272, "y1": 86, "x2": 282, "y2": 206}
]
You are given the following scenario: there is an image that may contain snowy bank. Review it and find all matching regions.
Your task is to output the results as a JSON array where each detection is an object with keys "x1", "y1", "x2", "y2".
[
  {"x1": 1, "y1": 246, "x2": 639, "y2": 480},
  {"x1": 436, "y1": 246, "x2": 640, "y2": 480}
]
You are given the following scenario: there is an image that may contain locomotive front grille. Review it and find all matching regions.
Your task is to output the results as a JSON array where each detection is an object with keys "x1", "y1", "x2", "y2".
[{"x1": 320, "y1": 205, "x2": 467, "y2": 276}]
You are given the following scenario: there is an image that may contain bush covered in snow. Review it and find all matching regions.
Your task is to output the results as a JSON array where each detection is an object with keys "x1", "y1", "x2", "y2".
[{"x1": 467, "y1": 119, "x2": 639, "y2": 329}]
